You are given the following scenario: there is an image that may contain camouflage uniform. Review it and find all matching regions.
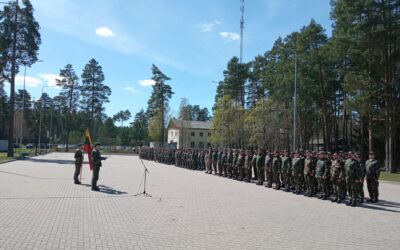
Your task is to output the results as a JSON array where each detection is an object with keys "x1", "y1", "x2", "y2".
[
  {"x1": 281, "y1": 153, "x2": 292, "y2": 191},
  {"x1": 316, "y1": 153, "x2": 329, "y2": 200},
  {"x1": 345, "y1": 155, "x2": 360, "y2": 207},
  {"x1": 272, "y1": 154, "x2": 282, "y2": 190},
  {"x1": 365, "y1": 154, "x2": 380, "y2": 202},
  {"x1": 264, "y1": 153, "x2": 273, "y2": 188},
  {"x1": 227, "y1": 150, "x2": 233, "y2": 178},
  {"x1": 244, "y1": 151, "x2": 253, "y2": 182},
  {"x1": 256, "y1": 150, "x2": 265, "y2": 185},
  {"x1": 237, "y1": 151, "x2": 245, "y2": 181},
  {"x1": 330, "y1": 157, "x2": 346, "y2": 203},
  {"x1": 304, "y1": 154, "x2": 316, "y2": 197},
  {"x1": 74, "y1": 148, "x2": 83, "y2": 184},
  {"x1": 212, "y1": 149, "x2": 218, "y2": 175},
  {"x1": 92, "y1": 147, "x2": 106, "y2": 191},
  {"x1": 356, "y1": 156, "x2": 366, "y2": 203},
  {"x1": 291, "y1": 154, "x2": 304, "y2": 194}
]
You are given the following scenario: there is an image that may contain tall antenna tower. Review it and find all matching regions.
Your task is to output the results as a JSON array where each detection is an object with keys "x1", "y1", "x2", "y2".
[{"x1": 240, "y1": 0, "x2": 244, "y2": 64}]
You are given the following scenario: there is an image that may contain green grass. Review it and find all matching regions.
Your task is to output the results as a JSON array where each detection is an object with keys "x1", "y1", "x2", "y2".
[
  {"x1": 380, "y1": 171, "x2": 400, "y2": 183},
  {"x1": 0, "y1": 148, "x2": 36, "y2": 162}
]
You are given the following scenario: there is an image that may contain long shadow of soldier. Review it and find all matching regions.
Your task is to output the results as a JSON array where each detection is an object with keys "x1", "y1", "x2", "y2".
[{"x1": 81, "y1": 184, "x2": 127, "y2": 195}]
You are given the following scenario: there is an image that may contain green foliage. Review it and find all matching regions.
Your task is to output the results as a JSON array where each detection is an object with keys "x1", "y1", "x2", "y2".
[
  {"x1": 146, "y1": 64, "x2": 173, "y2": 117},
  {"x1": 178, "y1": 98, "x2": 210, "y2": 121},
  {"x1": 113, "y1": 110, "x2": 131, "y2": 127},
  {"x1": 80, "y1": 58, "x2": 111, "y2": 123},
  {"x1": 0, "y1": 0, "x2": 41, "y2": 79},
  {"x1": 148, "y1": 110, "x2": 162, "y2": 142},
  {"x1": 211, "y1": 95, "x2": 245, "y2": 147}
]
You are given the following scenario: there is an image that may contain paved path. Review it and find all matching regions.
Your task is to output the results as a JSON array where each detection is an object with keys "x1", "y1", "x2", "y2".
[{"x1": 0, "y1": 153, "x2": 399, "y2": 250}]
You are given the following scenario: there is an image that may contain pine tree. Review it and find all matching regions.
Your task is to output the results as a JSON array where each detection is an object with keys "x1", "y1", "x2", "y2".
[
  {"x1": 80, "y1": 58, "x2": 111, "y2": 138},
  {"x1": 0, "y1": 0, "x2": 41, "y2": 156},
  {"x1": 147, "y1": 64, "x2": 173, "y2": 146},
  {"x1": 56, "y1": 64, "x2": 79, "y2": 151}
]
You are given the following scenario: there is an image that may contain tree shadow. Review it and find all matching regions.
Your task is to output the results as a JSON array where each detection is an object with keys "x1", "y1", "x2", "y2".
[{"x1": 81, "y1": 184, "x2": 127, "y2": 195}]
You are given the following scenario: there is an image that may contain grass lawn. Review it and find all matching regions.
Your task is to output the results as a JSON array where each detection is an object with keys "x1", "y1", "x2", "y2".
[
  {"x1": 0, "y1": 148, "x2": 36, "y2": 162},
  {"x1": 380, "y1": 171, "x2": 400, "y2": 183}
]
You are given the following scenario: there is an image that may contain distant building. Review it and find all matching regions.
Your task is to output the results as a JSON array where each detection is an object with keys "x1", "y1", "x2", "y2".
[{"x1": 167, "y1": 119, "x2": 212, "y2": 149}]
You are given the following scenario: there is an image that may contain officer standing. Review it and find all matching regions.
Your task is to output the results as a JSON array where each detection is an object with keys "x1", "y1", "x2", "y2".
[
  {"x1": 365, "y1": 151, "x2": 380, "y2": 203},
  {"x1": 92, "y1": 143, "x2": 107, "y2": 191},
  {"x1": 74, "y1": 143, "x2": 84, "y2": 184}
]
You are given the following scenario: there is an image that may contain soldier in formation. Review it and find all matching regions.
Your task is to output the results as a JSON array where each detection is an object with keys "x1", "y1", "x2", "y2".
[{"x1": 139, "y1": 147, "x2": 381, "y2": 207}]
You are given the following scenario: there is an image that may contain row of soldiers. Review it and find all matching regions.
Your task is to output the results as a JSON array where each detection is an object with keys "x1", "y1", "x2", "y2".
[
  {"x1": 139, "y1": 147, "x2": 380, "y2": 207},
  {"x1": 139, "y1": 147, "x2": 208, "y2": 170}
]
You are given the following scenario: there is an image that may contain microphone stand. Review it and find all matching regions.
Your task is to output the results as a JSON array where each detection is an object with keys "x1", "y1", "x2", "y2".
[{"x1": 134, "y1": 158, "x2": 152, "y2": 197}]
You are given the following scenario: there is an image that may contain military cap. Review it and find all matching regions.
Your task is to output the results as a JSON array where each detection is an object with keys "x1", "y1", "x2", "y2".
[
  {"x1": 94, "y1": 142, "x2": 102, "y2": 146},
  {"x1": 369, "y1": 151, "x2": 375, "y2": 155},
  {"x1": 318, "y1": 151, "x2": 326, "y2": 154}
]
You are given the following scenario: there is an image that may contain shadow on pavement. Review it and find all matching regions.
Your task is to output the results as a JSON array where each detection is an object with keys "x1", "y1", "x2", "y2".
[
  {"x1": 0, "y1": 170, "x2": 70, "y2": 180},
  {"x1": 81, "y1": 184, "x2": 127, "y2": 195},
  {"x1": 27, "y1": 158, "x2": 76, "y2": 165}
]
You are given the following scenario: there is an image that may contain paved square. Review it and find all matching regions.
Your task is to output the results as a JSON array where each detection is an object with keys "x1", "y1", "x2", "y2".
[{"x1": 0, "y1": 153, "x2": 399, "y2": 250}]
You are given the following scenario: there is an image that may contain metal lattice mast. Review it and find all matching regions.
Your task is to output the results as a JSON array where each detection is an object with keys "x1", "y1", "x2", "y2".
[{"x1": 240, "y1": 0, "x2": 244, "y2": 64}]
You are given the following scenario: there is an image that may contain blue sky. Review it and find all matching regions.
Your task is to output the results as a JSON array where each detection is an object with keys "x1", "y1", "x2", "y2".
[{"x1": 14, "y1": 0, "x2": 332, "y2": 123}]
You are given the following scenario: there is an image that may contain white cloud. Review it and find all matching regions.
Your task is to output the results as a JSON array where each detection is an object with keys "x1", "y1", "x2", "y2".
[
  {"x1": 220, "y1": 31, "x2": 240, "y2": 41},
  {"x1": 138, "y1": 79, "x2": 155, "y2": 87},
  {"x1": 15, "y1": 75, "x2": 42, "y2": 88},
  {"x1": 95, "y1": 26, "x2": 115, "y2": 37},
  {"x1": 38, "y1": 73, "x2": 63, "y2": 88},
  {"x1": 197, "y1": 20, "x2": 221, "y2": 32},
  {"x1": 123, "y1": 84, "x2": 140, "y2": 94}
]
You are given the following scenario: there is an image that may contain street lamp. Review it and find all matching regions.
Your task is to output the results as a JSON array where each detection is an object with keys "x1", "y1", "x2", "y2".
[{"x1": 37, "y1": 85, "x2": 51, "y2": 155}]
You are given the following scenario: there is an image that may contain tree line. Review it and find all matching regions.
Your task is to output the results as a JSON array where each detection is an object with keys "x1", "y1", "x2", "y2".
[{"x1": 211, "y1": 0, "x2": 399, "y2": 173}]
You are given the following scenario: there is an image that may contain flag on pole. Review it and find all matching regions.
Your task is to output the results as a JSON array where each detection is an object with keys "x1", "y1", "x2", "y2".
[{"x1": 84, "y1": 128, "x2": 93, "y2": 170}]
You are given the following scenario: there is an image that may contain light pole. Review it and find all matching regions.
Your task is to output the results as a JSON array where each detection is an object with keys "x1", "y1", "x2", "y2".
[
  {"x1": 293, "y1": 52, "x2": 297, "y2": 151},
  {"x1": 19, "y1": 63, "x2": 26, "y2": 146},
  {"x1": 37, "y1": 85, "x2": 50, "y2": 154}
]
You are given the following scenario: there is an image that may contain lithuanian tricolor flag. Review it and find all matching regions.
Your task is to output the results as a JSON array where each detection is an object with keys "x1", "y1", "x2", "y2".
[{"x1": 84, "y1": 128, "x2": 93, "y2": 170}]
